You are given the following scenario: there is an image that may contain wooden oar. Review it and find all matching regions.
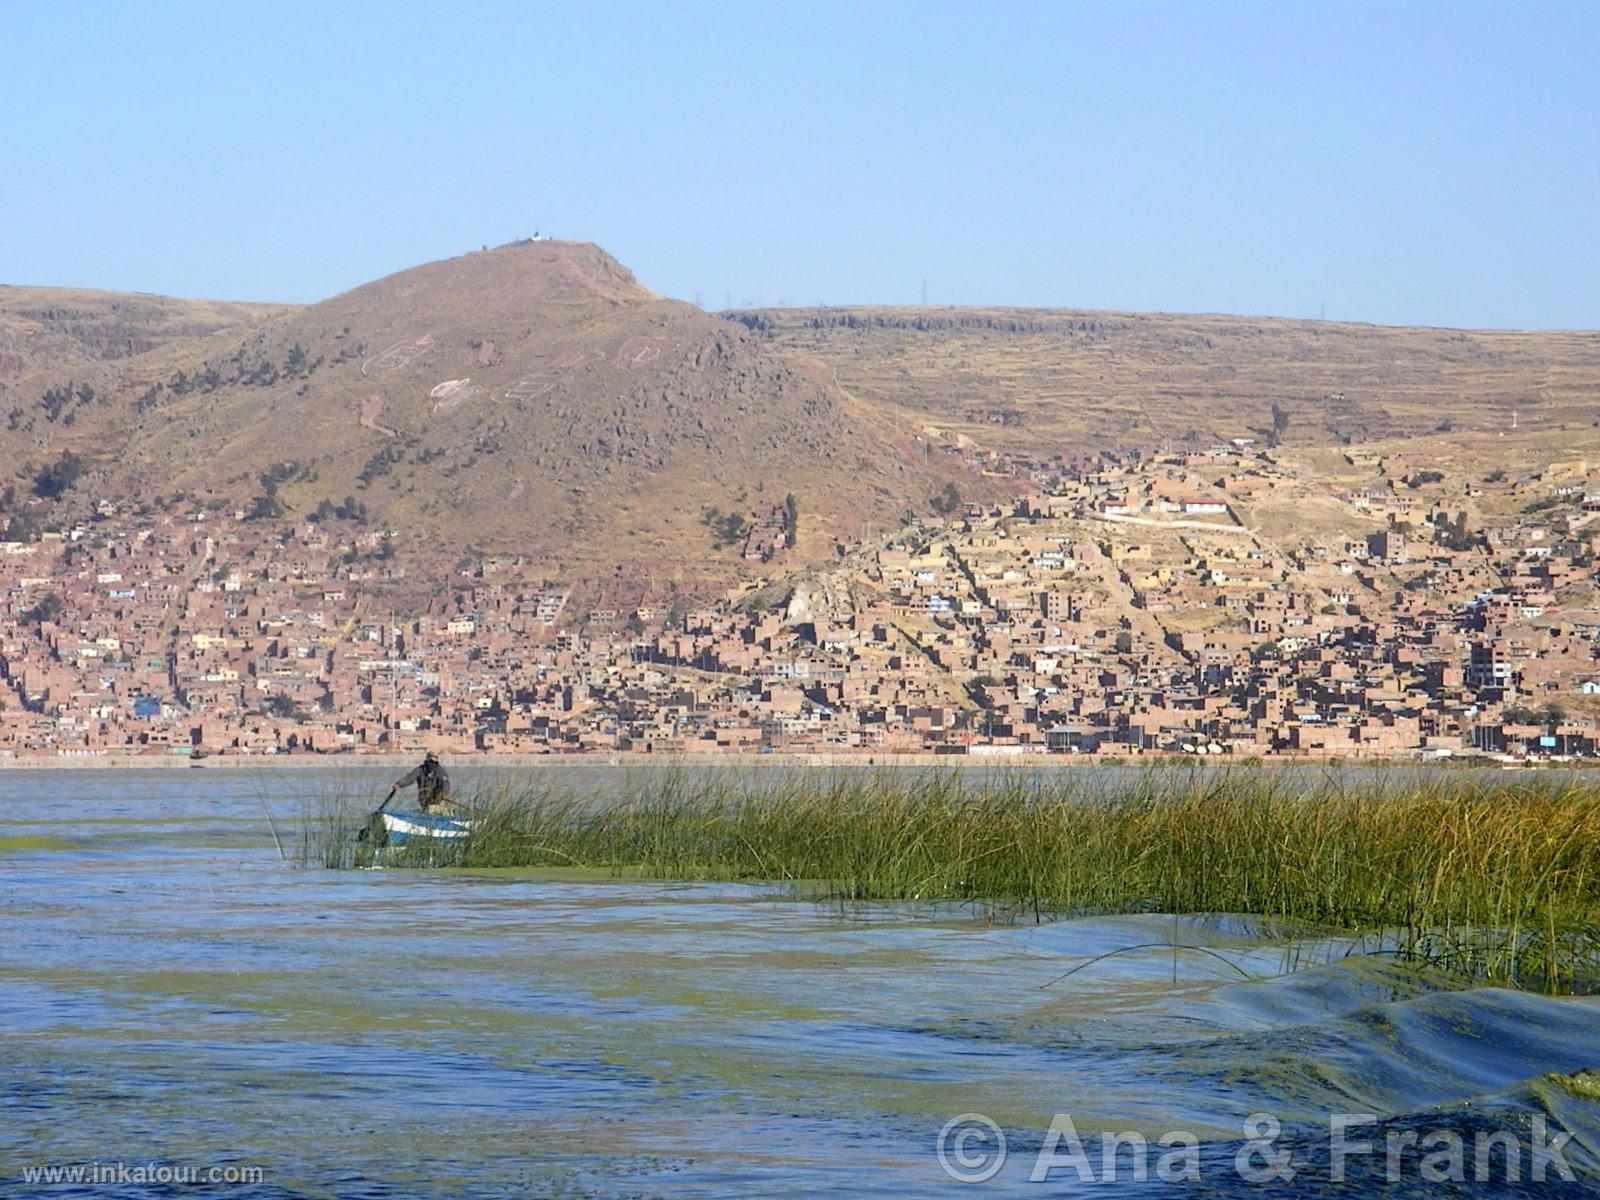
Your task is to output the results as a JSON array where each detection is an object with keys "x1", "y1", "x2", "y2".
[{"x1": 356, "y1": 787, "x2": 398, "y2": 843}]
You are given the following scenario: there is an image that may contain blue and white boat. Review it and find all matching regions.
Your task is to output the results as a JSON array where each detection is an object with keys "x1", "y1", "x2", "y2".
[{"x1": 377, "y1": 810, "x2": 473, "y2": 846}]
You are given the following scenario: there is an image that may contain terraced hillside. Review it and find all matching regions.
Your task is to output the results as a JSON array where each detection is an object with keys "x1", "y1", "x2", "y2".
[
  {"x1": 0, "y1": 285, "x2": 283, "y2": 466},
  {"x1": 11, "y1": 253, "x2": 1600, "y2": 601},
  {"x1": 730, "y1": 307, "x2": 1600, "y2": 454}
]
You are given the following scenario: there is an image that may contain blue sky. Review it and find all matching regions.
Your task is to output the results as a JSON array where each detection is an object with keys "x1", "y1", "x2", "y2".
[{"x1": 2, "y1": 1, "x2": 1596, "y2": 327}]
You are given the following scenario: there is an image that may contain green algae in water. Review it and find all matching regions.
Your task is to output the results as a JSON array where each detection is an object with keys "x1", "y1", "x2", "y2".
[
  {"x1": 0, "y1": 834, "x2": 80, "y2": 852},
  {"x1": 1549, "y1": 1069, "x2": 1600, "y2": 1100}
]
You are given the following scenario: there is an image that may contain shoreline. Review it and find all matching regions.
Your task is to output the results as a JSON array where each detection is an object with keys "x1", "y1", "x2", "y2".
[
  {"x1": 0, "y1": 750, "x2": 1548, "y2": 771},
  {"x1": 2, "y1": 751, "x2": 1132, "y2": 771}
]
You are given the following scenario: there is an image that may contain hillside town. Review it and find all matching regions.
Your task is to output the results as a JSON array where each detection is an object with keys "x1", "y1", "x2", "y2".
[{"x1": 5, "y1": 437, "x2": 1600, "y2": 763}]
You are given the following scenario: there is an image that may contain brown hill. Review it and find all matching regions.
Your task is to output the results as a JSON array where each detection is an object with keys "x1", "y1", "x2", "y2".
[
  {"x1": 0, "y1": 284, "x2": 281, "y2": 376},
  {"x1": 0, "y1": 285, "x2": 282, "y2": 463},
  {"x1": 16, "y1": 254, "x2": 1600, "y2": 601},
  {"x1": 89, "y1": 242, "x2": 968, "y2": 587},
  {"x1": 730, "y1": 307, "x2": 1600, "y2": 453}
]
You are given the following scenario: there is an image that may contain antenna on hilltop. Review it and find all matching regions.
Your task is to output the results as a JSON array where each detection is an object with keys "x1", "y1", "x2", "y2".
[{"x1": 922, "y1": 278, "x2": 928, "y2": 306}]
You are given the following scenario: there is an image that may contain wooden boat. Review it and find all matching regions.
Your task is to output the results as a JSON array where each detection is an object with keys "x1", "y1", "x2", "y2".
[{"x1": 364, "y1": 809, "x2": 473, "y2": 848}]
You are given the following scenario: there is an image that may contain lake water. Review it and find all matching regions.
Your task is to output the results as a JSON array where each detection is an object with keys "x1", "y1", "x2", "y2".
[{"x1": 3, "y1": 765, "x2": 1599, "y2": 1197}]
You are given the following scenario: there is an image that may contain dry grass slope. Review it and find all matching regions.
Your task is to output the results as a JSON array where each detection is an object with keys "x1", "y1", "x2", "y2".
[
  {"x1": 12, "y1": 259, "x2": 1600, "y2": 601},
  {"x1": 90, "y1": 243, "x2": 969, "y2": 589},
  {"x1": 0, "y1": 285, "x2": 284, "y2": 476},
  {"x1": 733, "y1": 306, "x2": 1600, "y2": 455}
]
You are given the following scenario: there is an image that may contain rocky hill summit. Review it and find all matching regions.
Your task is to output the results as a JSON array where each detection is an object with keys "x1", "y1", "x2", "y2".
[{"x1": 9, "y1": 243, "x2": 966, "y2": 589}]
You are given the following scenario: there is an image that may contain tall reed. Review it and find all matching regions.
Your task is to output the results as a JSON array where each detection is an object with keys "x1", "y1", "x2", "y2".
[{"x1": 306, "y1": 767, "x2": 1600, "y2": 992}]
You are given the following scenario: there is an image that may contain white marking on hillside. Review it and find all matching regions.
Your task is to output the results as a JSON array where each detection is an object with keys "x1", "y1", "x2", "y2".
[
  {"x1": 616, "y1": 336, "x2": 677, "y2": 370},
  {"x1": 504, "y1": 353, "x2": 589, "y2": 401},
  {"x1": 429, "y1": 379, "x2": 469, "y2": 399},
  {"x1": 361, "y1": 334, "x2": 434, "y2": 377},
  {"x1": 430, "y1": 378, "x2": 484, "y2": 414}
]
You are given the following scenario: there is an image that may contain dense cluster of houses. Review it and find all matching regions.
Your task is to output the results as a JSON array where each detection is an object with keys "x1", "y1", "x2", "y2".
[{"x1": 4, "y1": 439, "x2": 1600, "y2": 761}]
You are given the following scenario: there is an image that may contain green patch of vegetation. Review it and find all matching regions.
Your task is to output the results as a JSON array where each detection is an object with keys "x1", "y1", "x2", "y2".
[
  {"x1": 245, "y1": 493, "x2": 285, "y2": 521},
  {"x1": 261, "y1": 694, "x2": 308, "y2": 721},
  {"x1": 310, "y1": 496, "x2": 368, "y2": 523},
  {"x1": 1266, "y1": 402, "x2": 1291, "y2": 447},
  {"x1": 358, "y1": 443, "x2": 406, "y2": 486},
  {"x1": 784, "y1": 492, "x2": 799, "y2": 548},
  {"x1": 701, "y1": 506, "x2": 750, "y2": 548},
  {"x1": 38, "y1": 381, "x2": 94, "y2": 423},
  {"x1": 1503, "y1": 702, "x2": 1567, "y2": 729},
  {"x1": 929, "y1": 482, "x2": 962, "y2": 516},
  {"x1": 33, "y1": 451, "x2": 84, "y2": 500},
  {"x1": 23, "y1": 590, "x2": 63, "y2": 624},
  {"x1": 246, "y1": 460, "x2": 317, "y2": 520},
  {"x1": 0, "y1": 485, "x2": 41, "y2": 542},
  {"x1": 306, "y1": 770, "x2": 1600, "y2": 994},
  {"x1": 1404, "y1": 470, "x2": 1445, "y2": 489},
  {"x1": 1432, "y1": 510, "x2": 1477, "y2": 551}
]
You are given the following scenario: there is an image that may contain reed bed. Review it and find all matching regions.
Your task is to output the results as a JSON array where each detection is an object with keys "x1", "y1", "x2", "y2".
[{"x1": 305, "y1": 768, "x2": 1600, "y2": 993}]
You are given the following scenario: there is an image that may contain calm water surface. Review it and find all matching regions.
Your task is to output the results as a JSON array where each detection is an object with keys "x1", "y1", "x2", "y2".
[{"x1": 2, "y1": 766, "x2": 1598, "y2": 1197}]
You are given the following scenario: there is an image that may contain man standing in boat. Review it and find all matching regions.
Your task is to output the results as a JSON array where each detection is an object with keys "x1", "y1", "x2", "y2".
[{"x1": 386, "y1": 751, "x2": 453, "y2": 813}]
